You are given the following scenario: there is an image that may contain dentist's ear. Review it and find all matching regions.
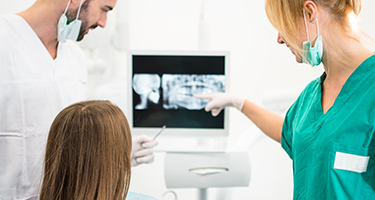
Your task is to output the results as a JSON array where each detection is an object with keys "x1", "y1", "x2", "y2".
[{"x1": 303, "y1": 1, "x2": 318, "y2": 23}]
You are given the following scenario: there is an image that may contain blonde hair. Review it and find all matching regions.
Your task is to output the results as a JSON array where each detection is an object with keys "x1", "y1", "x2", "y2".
[
  {"x1": 265, "y1": 0, "x2": 363, "y2": 57},
  {"x1": 40, "y1": 100, "x2": 132, "y2": 200}
]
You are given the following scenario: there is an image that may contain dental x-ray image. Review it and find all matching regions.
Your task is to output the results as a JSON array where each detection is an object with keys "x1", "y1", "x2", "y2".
[
  {"x1": 131, "y1": 54, "x2": 226, "y2": 128},
  {"x1": 162, "y1": 74, "x2": 225, "y2": 110},
  {"x1": 132, "y1": 74, "x2": 161, "y2": 110}
]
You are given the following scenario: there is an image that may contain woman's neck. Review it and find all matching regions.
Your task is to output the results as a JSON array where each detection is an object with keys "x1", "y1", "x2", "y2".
[{"x1": 321, "y1": 35, "x2": 374, "y2": 86}]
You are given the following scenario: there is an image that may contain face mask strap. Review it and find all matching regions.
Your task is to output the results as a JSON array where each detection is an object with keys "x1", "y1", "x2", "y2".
[
  {"x1": 63, "y1": 0, "x2": 84, "y2": 20},
  {"x1": 76, "y1": 0, "x2": 84, "y2": 20},
  {"x1": 63, "y1": 0, "x2": 71, "y2": 15},
  {"x1": 303, "y1": 9, "x2": 320, "y2": 42},
  {"x1": 303, "y1": 9, "x2": 310, "y2": 41}
]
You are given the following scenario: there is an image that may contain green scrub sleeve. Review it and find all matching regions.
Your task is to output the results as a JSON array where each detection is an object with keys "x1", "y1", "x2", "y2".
[
  {"x1": 281, "y1": 105, "x2": 295, "y2": 160},
  {"x1": 280, "y1": 83, "x2": 312, "y2": 160}
]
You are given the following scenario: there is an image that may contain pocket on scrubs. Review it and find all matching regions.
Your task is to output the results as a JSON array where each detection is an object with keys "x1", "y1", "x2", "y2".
[{"x1": 329, "y1": 142, "x2": 375, "y2": 200}]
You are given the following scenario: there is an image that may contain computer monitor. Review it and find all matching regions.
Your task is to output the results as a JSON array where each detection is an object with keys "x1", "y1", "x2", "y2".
[{"x1": 127, "y1": 51, "x2": 229, "y2": 151}]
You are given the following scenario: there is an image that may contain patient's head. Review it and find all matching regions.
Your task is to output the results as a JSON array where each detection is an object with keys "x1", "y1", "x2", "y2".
[{"x1": 40, "y1": 100, "x2": 132, "y2": 200}]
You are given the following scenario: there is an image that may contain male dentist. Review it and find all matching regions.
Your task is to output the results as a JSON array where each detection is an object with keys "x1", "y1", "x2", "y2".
[{"x1": 0, "y1": 0, "x2": 157, "y2": 199}]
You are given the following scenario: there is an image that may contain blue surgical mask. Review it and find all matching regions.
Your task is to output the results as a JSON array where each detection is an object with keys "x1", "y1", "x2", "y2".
[
  {"x1": 302, "y1": 9, "x2": 323, "y2": 66},
  {"x1": 57, "y1": 0, "x2": 84, "y2": 42}
]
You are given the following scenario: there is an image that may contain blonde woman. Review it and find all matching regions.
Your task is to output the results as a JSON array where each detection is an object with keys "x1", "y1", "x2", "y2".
[
  {"x1": 196, "y1": 0, "x2": 375, "y2": 199},
  {"x1": 40, "y1": 100, "x2": 132, "y2": 200}
]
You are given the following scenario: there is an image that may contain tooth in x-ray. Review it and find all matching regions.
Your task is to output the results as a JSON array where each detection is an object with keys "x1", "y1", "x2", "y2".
[{"x1": 162, "y1": 74, "x2": 225, "y2": 110}]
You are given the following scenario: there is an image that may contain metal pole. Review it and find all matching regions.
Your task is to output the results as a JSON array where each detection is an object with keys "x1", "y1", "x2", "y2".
[{"x1": 198, "y1": 188, "x2": 208, "y2": 200}]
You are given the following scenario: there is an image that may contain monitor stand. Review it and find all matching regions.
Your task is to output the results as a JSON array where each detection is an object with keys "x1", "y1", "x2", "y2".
[
  {"x1": 198, "y1": 188, "x2": 208, "y2": 200},
  {"x1": 154, "y1": 137, "x2": 227, "y2": 153}
]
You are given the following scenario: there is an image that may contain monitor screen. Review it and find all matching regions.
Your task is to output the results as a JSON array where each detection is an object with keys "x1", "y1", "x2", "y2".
[{"x1": 128, "y1": 51, "x2": 229, "y2": 137}]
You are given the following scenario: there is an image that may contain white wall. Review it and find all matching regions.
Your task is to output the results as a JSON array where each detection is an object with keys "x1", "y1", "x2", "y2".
[{"x1": 2, "y1": 0, "x2": 375, "y2": 200}]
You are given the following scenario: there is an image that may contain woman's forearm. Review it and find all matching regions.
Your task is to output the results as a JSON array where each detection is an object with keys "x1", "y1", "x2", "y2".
[{"x1": 241, "y1": 100, "x2": 284, "y2": 143}]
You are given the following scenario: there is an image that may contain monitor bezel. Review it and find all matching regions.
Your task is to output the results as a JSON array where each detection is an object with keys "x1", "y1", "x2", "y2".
[{"x1": 127, "y1": 50, "x2": 230, "y2": 137}]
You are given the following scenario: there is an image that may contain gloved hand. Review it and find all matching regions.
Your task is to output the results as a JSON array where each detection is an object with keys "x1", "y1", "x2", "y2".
[
  {"x1": 131, "y1": 135, "x2": 159, "y2": 167},
  {"x1": 194, "y1": 93, "x2": 245, "y2": 117}
]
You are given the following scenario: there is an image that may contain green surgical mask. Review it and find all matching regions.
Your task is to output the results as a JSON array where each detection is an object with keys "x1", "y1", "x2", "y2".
[{"x1": 302, "y1": 9, "x2": 323, "y2": 66}]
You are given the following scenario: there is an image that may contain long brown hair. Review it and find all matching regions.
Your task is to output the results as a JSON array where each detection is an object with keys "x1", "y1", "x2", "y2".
[{"x1": 40, "y1": 100, "x2": 132, "y2": 200}]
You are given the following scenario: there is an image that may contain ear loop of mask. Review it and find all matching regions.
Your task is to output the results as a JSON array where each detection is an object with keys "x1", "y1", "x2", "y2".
[
  {"x1": 302, "y1": 9, "x2": 323, "y2": 66},
  {"x1": 76, "y1": 0, "x2": 84, "y2": 20},
  {"x1": 63, "y1": 0, "x2": 84, "y2": 20},
  {"x1": 303, "y1": 9, "x2": 320, "y2": 43},
  {"x1": 63, "y1": 1, "x2": 70, "y2": 16}
]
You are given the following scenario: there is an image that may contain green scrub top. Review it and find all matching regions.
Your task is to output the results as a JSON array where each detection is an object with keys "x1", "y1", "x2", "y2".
[{"x1": 282, "y1": 55, "x2": 375, "y2": 200}]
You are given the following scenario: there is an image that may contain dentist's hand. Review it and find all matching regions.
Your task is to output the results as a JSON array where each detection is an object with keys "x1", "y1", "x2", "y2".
[
  {"x1": 131, "y1": 135, "x2": 159, "y2": 167},
  {"x1": 194, "y1": 93, "x2": 246, "y2": 117}
]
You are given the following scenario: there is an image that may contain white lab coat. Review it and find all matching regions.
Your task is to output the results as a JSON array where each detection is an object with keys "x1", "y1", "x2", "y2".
[{"x1": 0, "y1": 14, "x2": 87, "y2": 200}]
